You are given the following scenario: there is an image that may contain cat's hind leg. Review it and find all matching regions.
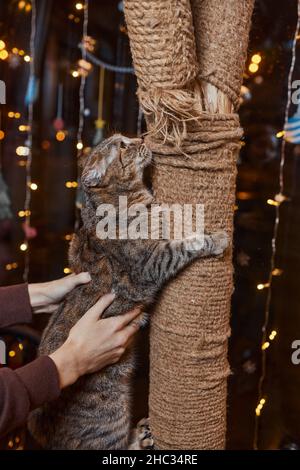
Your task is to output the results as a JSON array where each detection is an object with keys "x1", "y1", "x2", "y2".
[{"x1": 128, "y1": 418, "x2": 154, "y2": 450}]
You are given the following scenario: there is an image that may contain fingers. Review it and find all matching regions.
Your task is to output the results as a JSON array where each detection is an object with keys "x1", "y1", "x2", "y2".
[
  {"x1": 66, "y1": 272, "x2": 91, "y2": 288},
  {"x1": 114, "y1": 307, "x2": 142, "y2": 330},
  {"x1": 84, "y1": 293, "x2": 116, "y2": 321}
]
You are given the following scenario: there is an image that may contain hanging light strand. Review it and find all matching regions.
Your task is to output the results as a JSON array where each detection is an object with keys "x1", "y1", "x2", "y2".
[
  {"x1": 23, "y1": 0, "x2": 36, "y2": 282},
  {"x1": 74, "y1": 0, "x2": 89, "y2": 233},
  {"x1": 253, "y1": 0, "x2": 300, "y2": 449},
  {"x1": 76, "y1": 0, "x2": 89, "y2": 157}
]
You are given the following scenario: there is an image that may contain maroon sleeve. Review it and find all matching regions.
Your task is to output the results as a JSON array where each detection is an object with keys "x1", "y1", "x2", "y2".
[
  {"x1": 0, "y1": 284, "x2": 32, "y2": 327},
  {"x1": 0, "y1": 356, "x2": 60, "y2": 437}
]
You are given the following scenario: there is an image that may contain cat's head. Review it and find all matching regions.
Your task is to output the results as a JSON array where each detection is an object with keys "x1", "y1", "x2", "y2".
[{"x1": 81, "y1": 134, "x2": 153, "y2": 208}]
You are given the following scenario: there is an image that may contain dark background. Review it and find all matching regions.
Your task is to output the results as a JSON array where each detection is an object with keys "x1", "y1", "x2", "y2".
[{"x1": 1, "y1": 0, "x2": 300, "y2": 450}]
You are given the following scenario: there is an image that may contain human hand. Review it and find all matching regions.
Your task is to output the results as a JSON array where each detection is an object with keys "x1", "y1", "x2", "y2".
[
  {"x1": 49, "y1": 293, "x2": 141, "y2": 389},
  {"x1": 28, "y1": 272, "x2": 91, "y2": 314}
]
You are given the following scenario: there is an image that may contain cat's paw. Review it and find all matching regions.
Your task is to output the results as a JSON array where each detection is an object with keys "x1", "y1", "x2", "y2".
[
  {"x1": 128, "y1": 417, "x2": 154, "y2": 450},
  {"x1": 210, "y1": 230, "x2": 229, "y2": 256}
]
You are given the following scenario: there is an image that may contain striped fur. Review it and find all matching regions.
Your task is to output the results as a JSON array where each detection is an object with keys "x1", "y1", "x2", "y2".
[{"x1": 28, "y1": 135, "x2": 228, "y2": 449}]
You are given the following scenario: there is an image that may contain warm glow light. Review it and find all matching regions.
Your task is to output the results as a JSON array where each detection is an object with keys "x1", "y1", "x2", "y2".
[
  {"x1": 64, "y1": 267, "x2": 72, "y2": 274},
  {"x1": 72, "y1": 70, "x2": 79, "y2": 78},
  {"x1": 262, "y1": 341, "x2": 270, "y2": 350},
  {"x1": 12, "y1": 47, "x2": 19, "y2": 54},
  {"x1": 76, "y1": 141, "x2": 83, "y2": 150},
  {"x1": 0, "y1": 50, "x2": 9, "y2": 60},
  {"x1": 24, "y1": 55, "x2": 31, "y2": 62},
  {"x1": 14, "y1": 112, "x2": 21, "y2": 119},
  {"x1": 19, "y1": 343, "x2": 24, "y2": 351},
  {"x1": 276, "y1": 130, "x2": 285, "y2": 138},
  {"x1": 5, "y1": 262, "x2": 18, "y2": 271},
  {"x1": 8, "y1": 111, "x2": 14, "y2": 118},
  {"x1": 0, "y1": 130, "x2": 4, "y2": 140},
  {"x1": 20, "y1": 243, "x2": 28, "y2": 251},
  {"x1": 249, "y1": 63, "x2": 259, "y2": 73},
  {"x1": 19, "y1": 125, "x2": 30, "y2": 132},
  {"x1": 25, "y1": 3, "x2": 32, "y2": 12},
  {"x1": 30, "y1": 182, "x2": 38, "y2": 191},
  {"x1": 16, "y1": 146, "x2": 30, "y2": 156},
  {"x1": 251, "y1": 53, "x2": 262, "y2": 64},
  {"x1": 18, "y1": 49, "x2": 25, "y2": 56},
  {"x1": 9, "y1": 350, "x2": 16, "y2": 357},
  {"x1": 64, "y1": 234, "x2": 73, "y2": 241},
  {"x1": 257, "y1": 283, "x2": 270, "y2": 290},
  {"x1": 18, "y1": 210, "x2": 31, "y2": 217},
  {"x1": 65, "y1": 181, "x2": 78, "y2": 188},
  {"x1": 18, "y1": 0, "x2": 26, "y2": 9},
  {"x1": 267, "y1": 198, "x2": 280, "y2": 207},
  {"x1": 272, "y1": 268, "x2": 283, "y2": 276},
  {"x1": 75, "y1": 2, "x2": 84, "y2": 10},
  {"x1": 269, "y1": 330, "x2": 277, "y2": 340},
  {"x1": 56, "y1": 130, "x2": 66, "y2": 142},
  {"x1": 0, "y1": 40, "x2": 6, "y2": 50}
]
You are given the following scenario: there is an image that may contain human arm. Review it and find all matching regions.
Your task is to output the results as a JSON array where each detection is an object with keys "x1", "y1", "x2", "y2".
[{"x1": 0, "y1": 293, "x2": 141, "y2": 437}]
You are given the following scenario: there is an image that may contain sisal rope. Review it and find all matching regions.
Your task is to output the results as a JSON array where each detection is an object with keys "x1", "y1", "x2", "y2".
[{"x1": 124, "y1": 0, "x2": 254, "y2": 449}]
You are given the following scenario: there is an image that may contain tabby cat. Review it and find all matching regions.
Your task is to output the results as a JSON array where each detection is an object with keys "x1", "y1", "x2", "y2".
[{"x1": 28, "y1": 134, "x2": 228, "y2": 449}]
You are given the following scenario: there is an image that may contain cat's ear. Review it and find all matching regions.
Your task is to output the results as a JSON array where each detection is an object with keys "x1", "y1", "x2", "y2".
[
  {"x1": 136, "y1": 143, "x2": 152, "y2": 169},
  {"x1": 81, "y1": 144, "x2": 119, "y2": 187}
]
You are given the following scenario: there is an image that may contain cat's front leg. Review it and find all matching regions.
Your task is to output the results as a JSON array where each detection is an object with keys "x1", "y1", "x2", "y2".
[{"x1": 146, "y1": 231, "x2": 229, "y2": 286}]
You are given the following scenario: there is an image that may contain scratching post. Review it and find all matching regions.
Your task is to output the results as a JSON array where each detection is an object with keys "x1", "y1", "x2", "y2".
[{"x1": 124, "y1": 0, "x2": 254, "y2": 449}]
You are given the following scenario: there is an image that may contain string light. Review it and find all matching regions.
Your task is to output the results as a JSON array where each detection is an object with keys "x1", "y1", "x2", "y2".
[
  {"x1": 71, "y1": 70, "x2": 79, "y2": 78},
  {"x1": 16, "y1": 146, "x2": 30, "y2": 156},
  {"x1": 0, "y1": 130, "x2": 4, "y2": 140},
  {"x1": 64, "y1": 234, "x2": 73, "y2": 241},
  {"x1": 0, "y1": 40, "x2": 5, "y2": 50},
  {"x1": 9, "y1": 350, "x2": 16, "y2": 358},
  {"x1": 255, "y1": 398, "x2": 266, "y2": 417},
  {"x1": 75, "y1": 2, "x2": 84, "y2": 10},
  {"x1": 0, "y1": 49, "x2": 8, "y2": 60},
  {"x1": 251, "y1": 53, "x2": 262, "y2": 64},
  {"x1": 19, "y1": 124, "x2": 30, "y2": 131},
  {"x1": 23, "y1": 0, "x2": 36, "y2": 281},
  {"x1": 5, "y1": 262, "x2": 18, "y2": 271},
  {"x1": 249, "y1": 63, "x2": 259, "y2": 73},
  {"x1": 65, "y1": 181, "x2": 78, "y2": 188},
  {"x1": 8, "y1": 112, "x2": 21, "y2": 119},
  {"x1": 253, "y1": 1, "x2": 300, "y2": 449},
  {"x1": 257, "y1": 283, "x2": 270, "y2": 290},
  {"x1": 24, "y1": 55, "x2": 31, "y2": 62},
  {"x1": 56, "y1": 130, "x2": 66, "y2": 141},
  {"x1": 29, "y1": 182, "x2": 38, "y2": 190},
  {"x1": 18, "y1": 210, "x2": 31, "y2": 217},
  {"x1": 269, "y1": 330, "x2": 277, "y2": 340},
  {"x1": 267, "y1": 198, "x2": 280, "y2": 207},
  {"x1": 64, "y1": 267, "x2": 72, "y2": 274}
]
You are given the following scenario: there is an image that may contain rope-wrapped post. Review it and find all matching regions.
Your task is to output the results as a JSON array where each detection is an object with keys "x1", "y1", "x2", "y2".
[{"x1": 125, "y1": 0, "x2": 254, "y2": 449}]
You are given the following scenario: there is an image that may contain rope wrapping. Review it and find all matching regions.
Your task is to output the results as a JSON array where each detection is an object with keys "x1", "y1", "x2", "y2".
[
  {"x1": 124, "y1": 0, "x2": 200, "y2": 146},
  {"x1": 124, "y1": 0, "x2": 254, "y2": 449},
  {"x1": 148, "y1": 117, "x2": 242, "y2": 449}
]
